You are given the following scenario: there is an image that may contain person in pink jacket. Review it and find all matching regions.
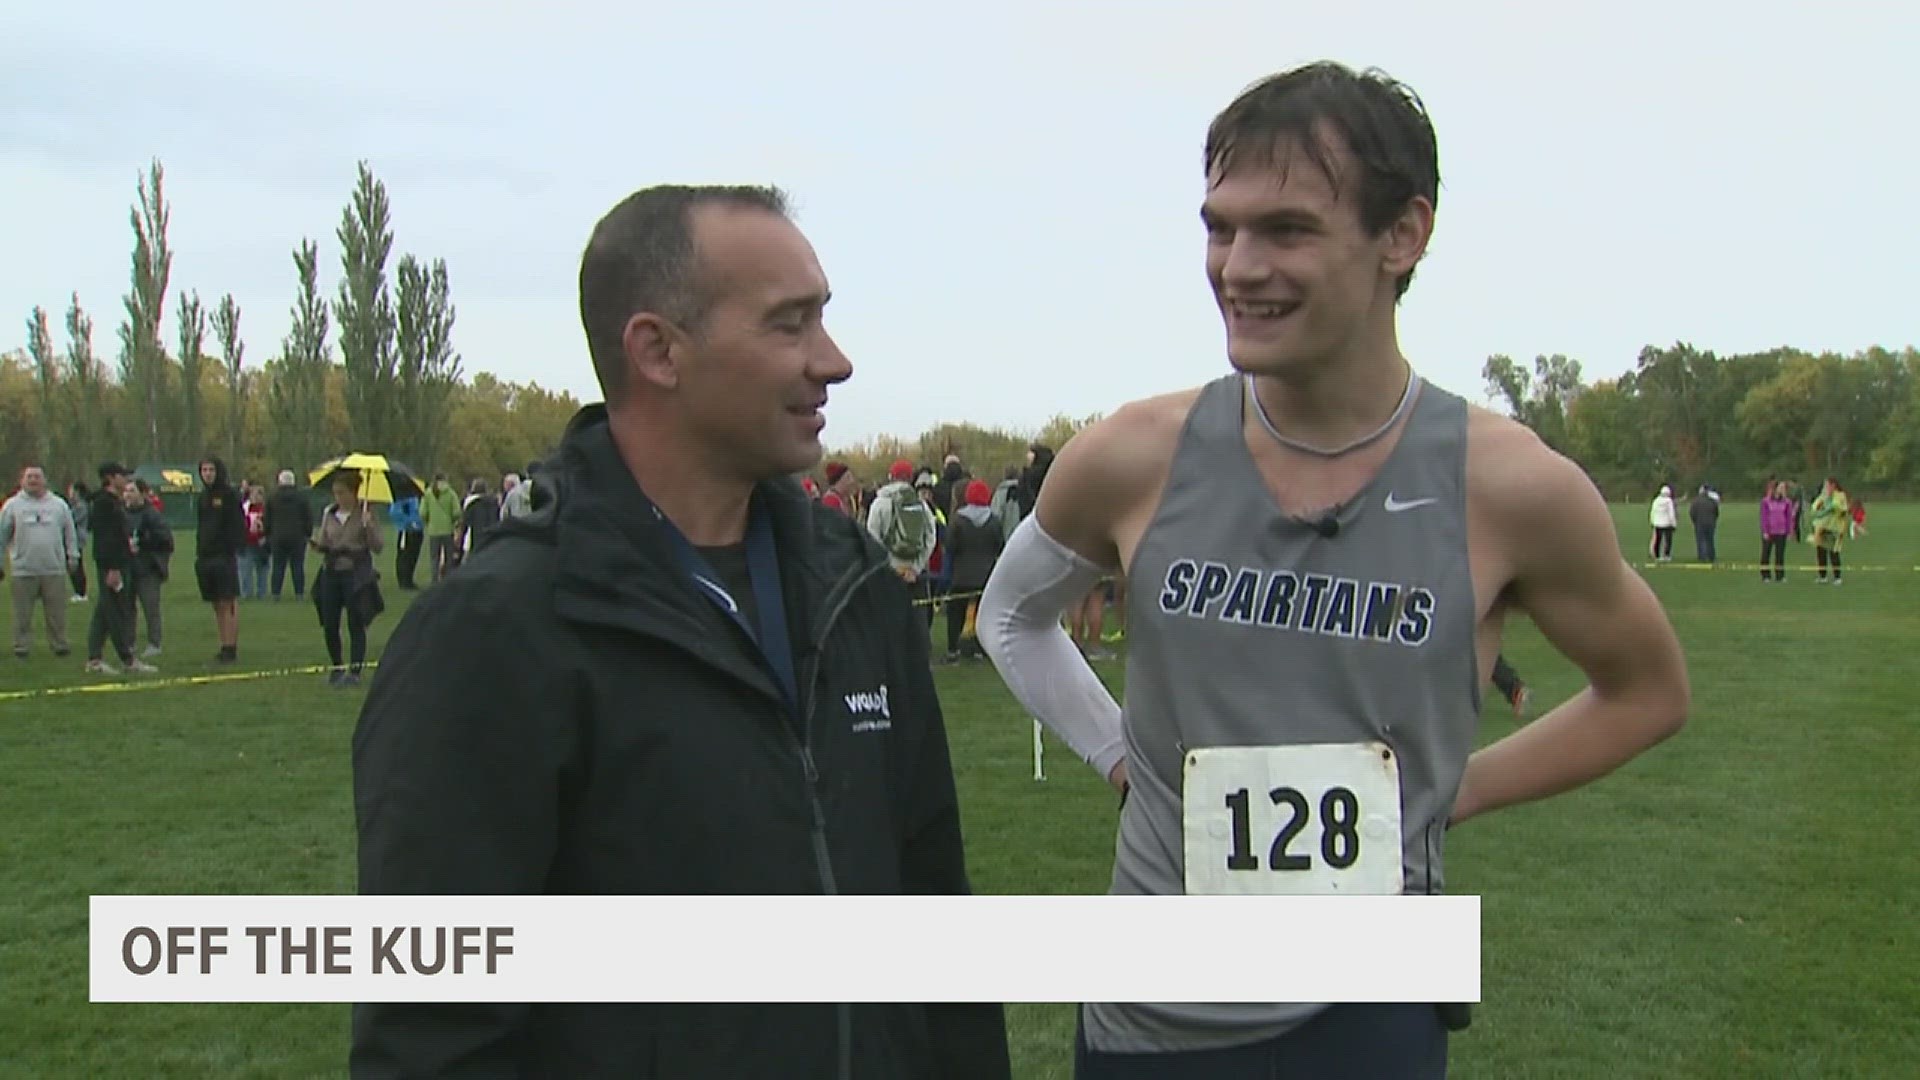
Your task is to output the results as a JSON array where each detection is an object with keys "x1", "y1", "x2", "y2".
[{"x1": 1759, "y1": 480, "x2": 1795, "y2": 581}]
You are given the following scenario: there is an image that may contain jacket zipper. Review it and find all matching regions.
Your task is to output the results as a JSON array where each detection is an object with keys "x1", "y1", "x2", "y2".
[
  {"x1": 795, "y1": 556, "x2": 885, "y2": 1080},
  {"x1": 582, "y1": 545, "x2": 883, "y2": 1078}
]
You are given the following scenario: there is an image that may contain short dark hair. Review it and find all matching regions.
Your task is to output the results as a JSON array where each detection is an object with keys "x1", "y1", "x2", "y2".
[
  {"x1": 1205, "y1": 61, "x2": 1440, "y2": 298},
  {"x1": 578, "y1": 184, "x2": 792, "y2": 400}
]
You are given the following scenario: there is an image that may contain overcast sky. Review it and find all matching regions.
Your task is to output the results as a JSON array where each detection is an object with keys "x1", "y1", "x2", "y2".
[{"x1": 4, "y1": 1, "x2": 1913, "y2": 447}]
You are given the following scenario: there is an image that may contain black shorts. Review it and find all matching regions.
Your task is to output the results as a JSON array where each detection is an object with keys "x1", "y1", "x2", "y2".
[
  {"x1": 196, "y1": 556, "x2": 240, "y2": 602},
  {"x1": 1074, "y1": 1003, "x2": 1449, "y2": 1079}
]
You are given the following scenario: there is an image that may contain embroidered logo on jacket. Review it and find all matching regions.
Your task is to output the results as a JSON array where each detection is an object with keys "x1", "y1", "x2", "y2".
[{"x1": 845, "y1": 684, "x2": 892, "y2": 732}]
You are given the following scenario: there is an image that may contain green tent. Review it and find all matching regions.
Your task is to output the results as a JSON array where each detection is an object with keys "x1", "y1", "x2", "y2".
[{"x1": 133, "y1": 463, "x2": 203, "y2": 530}]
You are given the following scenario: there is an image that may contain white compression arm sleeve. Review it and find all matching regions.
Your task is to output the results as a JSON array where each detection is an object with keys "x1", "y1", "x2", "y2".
[{"x1": 977, "y1": 515, "x2": 1126, "y2": 779}]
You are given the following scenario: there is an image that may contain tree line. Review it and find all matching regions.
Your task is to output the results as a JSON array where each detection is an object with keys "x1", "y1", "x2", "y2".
[
  {"x1": 4, "y1": 159, "x2": 575, "y2": 490},
  {"x1": 1485, "y1": 343, "x2": 1918, "y2": 500},
  {"x1": 21, "y1": 156, "x2": 1905, "y2": 505},
  {"x1": 1, "y1": 152, "x2": 1098, "y2": 499},
  {"x1": 827, "y1": 338, "x2": 1920, "y2": 505}
]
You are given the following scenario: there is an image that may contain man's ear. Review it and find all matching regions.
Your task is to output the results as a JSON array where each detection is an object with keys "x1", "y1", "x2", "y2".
[
  {"x1": 1380, "y1": 195, "x2": 1435, "y2": 283},
  {"x1": 624, "y1": 313, "x2": 687, "y2": 391}
]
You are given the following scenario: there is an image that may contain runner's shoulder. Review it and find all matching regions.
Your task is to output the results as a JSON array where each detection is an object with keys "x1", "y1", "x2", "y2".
[
  {"x1": 1465, "y1": 404, "x2": 1616, "y2": 565},
  {"x1": 1037, "y1": 386, "x2": 1204, "y2": 560},
  {"x1": 1468, "y1": 405, "x2": 1581, "y2": 499},
  {"x1": 1055, "y1": 386, "x2": 1203, "y2": 487}
]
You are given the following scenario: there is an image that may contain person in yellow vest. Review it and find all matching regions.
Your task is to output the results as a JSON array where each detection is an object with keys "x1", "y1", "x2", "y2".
[{"x1": 1808, "y1": 476, "x2": 1850, "y2": 584}]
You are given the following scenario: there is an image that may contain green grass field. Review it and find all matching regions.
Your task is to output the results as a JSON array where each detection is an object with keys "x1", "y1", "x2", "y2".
[{"x1": 4, "y1": 503, "x2": 1917, "y2": 1078}]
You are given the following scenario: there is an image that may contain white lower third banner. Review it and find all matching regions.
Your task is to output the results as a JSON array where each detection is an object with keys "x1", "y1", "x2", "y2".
[{"x1": 90, "y1": 894, "x2": 1479, "y2": 1003}]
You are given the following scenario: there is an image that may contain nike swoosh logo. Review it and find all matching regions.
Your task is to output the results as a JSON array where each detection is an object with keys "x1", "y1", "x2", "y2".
[{"x1": 1384, "y1": 494, "x2": 1437, "y2": 512}]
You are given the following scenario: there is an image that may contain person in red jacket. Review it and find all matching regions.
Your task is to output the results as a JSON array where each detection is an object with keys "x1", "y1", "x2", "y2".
[{"x1": 241, "y1": 484, "x2": 272, "y2": 599}]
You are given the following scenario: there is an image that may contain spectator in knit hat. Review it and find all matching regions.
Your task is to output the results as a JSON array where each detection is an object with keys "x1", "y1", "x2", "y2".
[
  {"x1": 824, "y1": 460, "x2": 861, "y2": 518},
  {"x1": 867, "y1": 459, "x2": 936, "y2": 586},
  {"x1": 941, "y1": 478, "x2": 1003, "y2": 663}
]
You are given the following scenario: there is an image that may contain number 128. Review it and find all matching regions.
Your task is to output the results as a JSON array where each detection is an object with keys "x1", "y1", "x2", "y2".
[{"x1": 1225, "y1": 786, "x2": 1360, "y2": 871}]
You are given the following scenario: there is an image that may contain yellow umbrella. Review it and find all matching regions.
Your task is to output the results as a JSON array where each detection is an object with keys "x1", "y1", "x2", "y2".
[{"x1": 309, "y1": 453, "x2": 423, "y2": 504}]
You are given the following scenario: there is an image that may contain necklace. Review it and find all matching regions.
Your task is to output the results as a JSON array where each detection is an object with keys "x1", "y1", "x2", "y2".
[{"x1": 1245, "y1": 367, "x2": 1421, "y2": 458}]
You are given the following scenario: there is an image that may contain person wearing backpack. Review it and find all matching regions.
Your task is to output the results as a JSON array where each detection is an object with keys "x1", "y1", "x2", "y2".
[
  {"x1": 916, "y1": 469, "x2": 951, "y2": 632},
  {"x1": 867, "y1": 459, "x2": 937, "y2": 592}
]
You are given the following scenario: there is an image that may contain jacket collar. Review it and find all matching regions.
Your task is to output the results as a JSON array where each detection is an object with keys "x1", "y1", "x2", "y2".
[{"x1": 518, "y1": 404, "x2": 882, "y2": 667}]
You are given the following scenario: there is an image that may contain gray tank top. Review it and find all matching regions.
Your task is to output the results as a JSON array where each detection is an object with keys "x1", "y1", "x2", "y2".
[{"x1": 1083, "y1": 373, "x2": 1481, "y2": 1054}]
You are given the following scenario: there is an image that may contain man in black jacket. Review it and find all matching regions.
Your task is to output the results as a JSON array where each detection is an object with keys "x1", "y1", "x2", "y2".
[
  {"x1": 195, "y1": 455, "x2": 247, "y2": 662},
  {"x1": 1689, "y1": 484, "x2": 1720, "y2": 564},
  {"x1": 351, "y1": 184, "x2": 1012, "y2": 1080},
  {"x1": 83, "y1": 462, "x2": 154, "y2": 675},
  {"x1": 266, "y1": 469, "x2": 316, "y2": 600}
]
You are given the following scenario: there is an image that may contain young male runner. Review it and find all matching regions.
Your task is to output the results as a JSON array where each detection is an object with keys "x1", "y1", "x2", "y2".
[{"x1": 978, "y1": 61, "x2": 1689, "y2": 1078}]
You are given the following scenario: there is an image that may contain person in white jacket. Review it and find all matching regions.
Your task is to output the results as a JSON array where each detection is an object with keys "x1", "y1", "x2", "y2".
[{"x1": 1649, "y1": 484, "x2": 1678, "y2": 561}]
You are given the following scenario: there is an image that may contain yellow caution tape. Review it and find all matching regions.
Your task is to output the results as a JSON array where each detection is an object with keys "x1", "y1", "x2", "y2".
[
  {"x1": 911, "y1": 588, "x2": 986, "y2": 607},
  {"x1": 0, "y1": 661, "x2": 382, "y2": 703},
  {"x1": 2, "y1": 590, "x2": 996, "y2": 702}
]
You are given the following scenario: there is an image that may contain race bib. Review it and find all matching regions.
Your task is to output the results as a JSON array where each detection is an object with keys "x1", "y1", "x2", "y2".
[{"x1": 1182, "y1": 743, "x2": 1404, "y2": 896}]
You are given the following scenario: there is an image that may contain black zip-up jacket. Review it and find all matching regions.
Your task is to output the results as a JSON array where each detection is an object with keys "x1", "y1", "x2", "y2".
[
  {"x1": 350, "y1": 406, "x2": 1011, "y2": 1080},
  {"x1": 265, "y1": 485, "x2": 315, "y2": 555},
  {"x1": 125, "y1": 501, "x2": 173, "y2": 581},
  {"x1": 937, "y1": 460, "x2": 967, "y2": 521},
  {"x1": 195, "y1": 456, "x2": 246, "y2": 561},
  {"x1": 943, "y1": 506, "x2": 1004, "y2": 592},
  {"x1": 90, "y1": 488, "x2": 132, "y2": 573},
  {"x1": 1689, "y1": 493, "x2": 1719, "y2": 529}
]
